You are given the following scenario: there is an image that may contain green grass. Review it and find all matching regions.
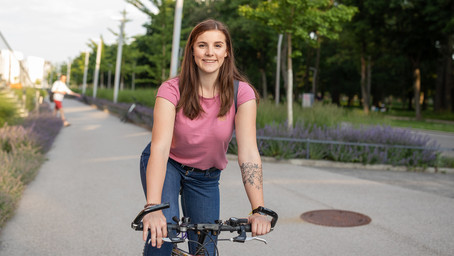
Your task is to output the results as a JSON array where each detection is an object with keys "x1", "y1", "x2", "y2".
[
  {"x1": 76, "y1": 88, "x2": 158, "y2": 108},
  {"x1": 75, "y1": 88, "x2": 453, "y2": 133},
  {"x1": 257, "y1": 101, "x2": 391, "y2": 129},
  {"x1": 388, "y1": 119, "x2": 454, "y2": 133},
  {"x1": 387, "y1": 108, "x2": 454, "y2": 121},
  {"x1": 0, "y1": 91, "x2": 20, "y2": 126}
]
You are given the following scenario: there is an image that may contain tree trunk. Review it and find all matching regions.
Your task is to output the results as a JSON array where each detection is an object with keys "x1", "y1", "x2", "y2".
[
  {"x1": 100, "y1": 72, "x2": 104, "y2": 88},
  {"x1": 286, "y1": 33, "x2": 293, "y2": 130},
  {"x1": 434, "y1": 51, "x2": 445, "y2": 111},
  {"x1": 260, "y1": 68, "x2": 267, "y2": 99},
  {"x1": 445, "y1": 36, "x2": 453, "y2": 112},
  {"x1": 161, "y1": 42, "x2": 166, "y2": 83},
  {"x1": 413, "y1": 66, "x2": 422, "y2": 120},
  {"x1": 360, "y1": 52, "x2": 369, "y2": 114},
  {"x1": 275, "y1": 34, "x2": 283, "y2": 105},
  {"x1": 132, "y1": 62, "x2": 136, "y2": 90},
  {"x1": 108, "y1": 69, "x2": 112, "y2": 89},
  {"x1": 367, "y1": 55, "x2": 372, "y2": 109},
  {"x1": 281, "y1": 35, "x2": 288, "y2": 93},
  {"x1": 313, "y1": 36, "x2": 321, "y2": 95}
]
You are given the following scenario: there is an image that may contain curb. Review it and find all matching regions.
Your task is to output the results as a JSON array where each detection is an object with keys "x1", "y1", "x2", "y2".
[{"x1": 227, "y1": 154, "x2": 454, "y2": 174}]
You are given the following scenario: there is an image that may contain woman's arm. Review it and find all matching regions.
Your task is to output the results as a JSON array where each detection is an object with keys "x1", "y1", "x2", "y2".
[
  {"x1": 142, "y1": 97, "x2": 176, "y2": 247},
  {"x1": 235, "y1": 99, "x2": 270, "y2": 236}
]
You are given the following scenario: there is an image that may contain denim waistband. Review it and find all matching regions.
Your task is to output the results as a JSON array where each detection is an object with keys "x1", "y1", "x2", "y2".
[{"x1": 169, "y1": 158, "x2": 217, "y2": 173}]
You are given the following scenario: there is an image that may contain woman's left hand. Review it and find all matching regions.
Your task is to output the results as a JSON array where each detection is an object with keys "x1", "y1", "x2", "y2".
[{"x1": 248, "y1": 213, "x2": 271, "y2": 237}]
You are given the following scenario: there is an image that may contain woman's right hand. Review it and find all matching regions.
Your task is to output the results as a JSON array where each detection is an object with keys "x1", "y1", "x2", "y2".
[{"x1": 142, "y1": 210, "x2": 168, "y2": 248}]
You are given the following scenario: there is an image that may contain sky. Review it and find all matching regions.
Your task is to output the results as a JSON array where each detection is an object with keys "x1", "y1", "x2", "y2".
[{"x1": 0, "y1": 0, "x2": 156, "y2": 64}]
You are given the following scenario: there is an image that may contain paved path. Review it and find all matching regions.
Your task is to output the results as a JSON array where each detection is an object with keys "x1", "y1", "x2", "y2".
[
  {"x1": 1, "y1": 99, "x2": 453, "y2": 256},
  {"x1": 411, "y1": 129, "x2": 454, "y2": 157}
]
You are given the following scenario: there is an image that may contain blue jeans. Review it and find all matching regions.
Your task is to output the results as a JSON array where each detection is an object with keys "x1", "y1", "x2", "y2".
[{"x1": 140, "y1": 142, "x2": 221, "y2": 256}]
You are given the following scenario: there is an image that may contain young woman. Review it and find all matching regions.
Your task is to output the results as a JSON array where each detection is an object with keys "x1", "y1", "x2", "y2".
[{"x1": 140, "y1": 19, "x2": 271, "y2": 255}]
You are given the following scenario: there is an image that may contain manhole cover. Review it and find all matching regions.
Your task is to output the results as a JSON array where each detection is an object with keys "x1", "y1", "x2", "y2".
[{"x1": 300, "y1": 209, "x2": 371, "y2": 227}]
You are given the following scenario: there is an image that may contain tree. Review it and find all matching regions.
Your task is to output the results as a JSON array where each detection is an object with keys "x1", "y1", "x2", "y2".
[
  {"x1": 240, "y1": 0, "x2": 357, "y2": 129},
  {"x1": 374, "y1": 0, "x2": 446, "y2": 119},
  {"x1": 128, "y1": 0, "x2": 175, "y2": 85}
]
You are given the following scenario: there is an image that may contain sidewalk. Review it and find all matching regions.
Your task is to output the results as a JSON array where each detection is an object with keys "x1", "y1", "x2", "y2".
[{"x1": 0, "y1": 99, "x2": 453, "y2": 255}]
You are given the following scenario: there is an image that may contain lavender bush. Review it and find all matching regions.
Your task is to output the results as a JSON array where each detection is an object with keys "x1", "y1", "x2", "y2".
[
  {"x1": 0, "y1": 102, "x2": 62, "y2": 228},
  {"x1": 229, "y1": 122, "x2": 439, "y2": 168},
  {"x1": 22, "y1": 105, "x2": 63, "y2": 153}
]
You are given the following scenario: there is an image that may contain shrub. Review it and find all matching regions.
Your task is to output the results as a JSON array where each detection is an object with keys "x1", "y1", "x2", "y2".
[
  {"x1": 0, "y1": 92, "x2": 20, "y2": 126},
  {"x1": 229, "y1": 122, "x2": 439, "y2": 168},
  {"x1": 0, "y1": 103, "x2": 62, "y2": 228}
]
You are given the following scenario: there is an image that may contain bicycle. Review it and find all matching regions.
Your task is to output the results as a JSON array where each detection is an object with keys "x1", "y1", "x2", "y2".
[
  {"x1": 131, "y1": 203, "x2": 278, "y2": 256},
  {"x1": 120, "y1": 96, "x2": 140, "y2": 123}
]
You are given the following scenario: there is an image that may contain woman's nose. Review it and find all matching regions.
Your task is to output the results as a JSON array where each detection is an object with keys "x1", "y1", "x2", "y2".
[{"x1": 205, "y1": 46, "x2": 213, "y2": 56}]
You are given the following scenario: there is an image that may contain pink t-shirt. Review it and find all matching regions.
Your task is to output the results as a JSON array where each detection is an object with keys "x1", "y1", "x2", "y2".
[{"x1": 156, "y1": 77, "x2": 256, "y2": 170}]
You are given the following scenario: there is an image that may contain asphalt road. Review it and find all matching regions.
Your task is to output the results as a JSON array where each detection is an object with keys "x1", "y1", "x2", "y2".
[
  {"x1": 411, "y1": 129, "x2": 454, "y2": 157},
  {"x1": 0, "y1": 99, "x2": 453, "y2": 256}
]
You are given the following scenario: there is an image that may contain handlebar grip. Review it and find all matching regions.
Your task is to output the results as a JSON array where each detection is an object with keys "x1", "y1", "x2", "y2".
[
  {"x1": 255, "y1": 206, "x2": 279, "y2": 228},
  {"x1": 131, "y1": 203, "x2": 170, "y2": 231}
]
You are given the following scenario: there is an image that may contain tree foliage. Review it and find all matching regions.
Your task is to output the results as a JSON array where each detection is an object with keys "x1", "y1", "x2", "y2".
[{"x1": 64, "y1": 0, "x2": 453, "y2": 115}]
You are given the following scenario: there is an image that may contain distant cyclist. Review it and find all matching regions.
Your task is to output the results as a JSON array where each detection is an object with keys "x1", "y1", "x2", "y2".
[
  {"x1": 51, "y1": 74, "x2": 80, "y2": 127},
  {"x1": 139, "y1": 19, "x2": 271, "y2": 256}
]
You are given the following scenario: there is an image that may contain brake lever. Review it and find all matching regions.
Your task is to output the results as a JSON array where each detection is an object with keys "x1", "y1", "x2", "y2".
[{"x1": 230, "y1": 236, "x2": 267, "y2": 244}]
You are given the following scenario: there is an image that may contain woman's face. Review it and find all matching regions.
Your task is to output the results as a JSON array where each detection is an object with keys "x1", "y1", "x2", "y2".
[{"x1": 193, "y1": 30, "x2": 228, "y2": 76}]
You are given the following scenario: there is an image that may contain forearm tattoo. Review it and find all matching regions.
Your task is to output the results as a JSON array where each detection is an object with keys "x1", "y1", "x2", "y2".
[{"x1": 240, "y1": 162, "x2": 263, "y2": 190}]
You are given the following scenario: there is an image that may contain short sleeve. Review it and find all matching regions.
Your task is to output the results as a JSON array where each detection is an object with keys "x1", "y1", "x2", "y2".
[
  {"x1": 156, "y1": 77, "x2": 180, "y2": 106},
  {"x1": 237, "y1": 81, "x2": 256, "y2": 106},
  {"x1": 63, "y1": 84, "x2": 72, "y2": 94}
]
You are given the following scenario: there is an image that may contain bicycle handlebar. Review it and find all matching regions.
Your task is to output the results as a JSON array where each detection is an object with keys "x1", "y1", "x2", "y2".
[{"x1": 131, "y1": 203, "x2": 278, "y2": 234}]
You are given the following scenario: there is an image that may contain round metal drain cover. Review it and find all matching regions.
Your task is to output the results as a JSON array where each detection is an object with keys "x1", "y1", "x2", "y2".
[{"x1": 300, "y1": 209, "x2": 371, "y2": 227}]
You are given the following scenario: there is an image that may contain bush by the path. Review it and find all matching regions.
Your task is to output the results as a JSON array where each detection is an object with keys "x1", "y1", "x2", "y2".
[
  {"x1": 229, "y1": 122, "x2": 440, "y2": 168},
  {"x1": 0, "y1": 103, "x2": 62, "y2": 229}
]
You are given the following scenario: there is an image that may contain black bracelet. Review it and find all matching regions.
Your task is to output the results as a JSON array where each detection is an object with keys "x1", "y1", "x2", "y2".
[
  {"x1": 144, "y1": 203, "x2": 159, "y2": 209},
  {"x1": 251, "y1": 206, "x2": 266, "y2": 215}
]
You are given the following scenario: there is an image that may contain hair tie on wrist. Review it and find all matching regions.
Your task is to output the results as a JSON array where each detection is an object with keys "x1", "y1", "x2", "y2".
[{"x1": 144, "y1": 203, "x2": 159, "y2": 208}]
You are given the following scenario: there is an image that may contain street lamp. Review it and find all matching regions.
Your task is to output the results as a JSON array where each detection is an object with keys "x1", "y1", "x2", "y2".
[
  {"x1": 113, "y1": 9, "x2": 130, "y2": 103},
  {"x1": 93, "y1": 38, "x2": 103, "y2": 99},
  {"x1": 66, "y1": 58, "x2": 71, "y2": 86},
  {"x1": 170, "y1": 0, "x2": 184, "y2": 77},
  {"x1": 82, "y1": 51, "x2": 89, "y2": 94}
]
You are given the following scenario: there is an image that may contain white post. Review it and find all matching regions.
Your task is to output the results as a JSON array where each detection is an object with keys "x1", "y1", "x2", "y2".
[
  {"x1": 275, "y1": 34, "x2": 283, "y2": 106},
  {"x1": 170, "y1": 0, "x2": 183, "y2": 77},
  {"x1": 82, "y1": 51, "x2": 89, "y2": 94},
  {"x1": 113, "y1": 10, "x2": 129, "y2": 103},
  {"x1": 93, "y1": 38, "x2": 103, "y2": 98},
  {"x1": 66, "y1": 59, "x2": 71, "y2": 86}
]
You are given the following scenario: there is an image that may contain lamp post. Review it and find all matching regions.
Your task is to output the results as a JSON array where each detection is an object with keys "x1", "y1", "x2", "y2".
[
  {"x1": 275, "y1": 34, "x2": 283, "y2": 106},
  {"x1": 82, "y1": 51, "x2": 89, "y2": 94},
  {"x1": 170, "y1": 0, "x2": 183, "y2": 77},
  {"x1": 113, "y1": 9, "x2": 130, "y2": 103},
  {"x1": 66, "y1": 58, "x2": 71, "y2": 86},
  {"x1": 93, "y1": 38, "x2": 102, "y2": 98}
]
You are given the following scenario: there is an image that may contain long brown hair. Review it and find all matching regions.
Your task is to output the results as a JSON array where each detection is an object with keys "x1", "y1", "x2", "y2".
[{"x1": 177, "y1": 19, "x2": 259, "y2": 120}]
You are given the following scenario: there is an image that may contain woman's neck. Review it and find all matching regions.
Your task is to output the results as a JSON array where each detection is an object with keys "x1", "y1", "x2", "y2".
[{"x1": 198, "y1": 72, "x2": 219, "y2": 97}]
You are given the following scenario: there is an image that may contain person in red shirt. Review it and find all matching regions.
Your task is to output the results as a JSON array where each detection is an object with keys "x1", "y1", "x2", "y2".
[{"x1": 140, "y1": 19, "x2": 270, "y2": 256}]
